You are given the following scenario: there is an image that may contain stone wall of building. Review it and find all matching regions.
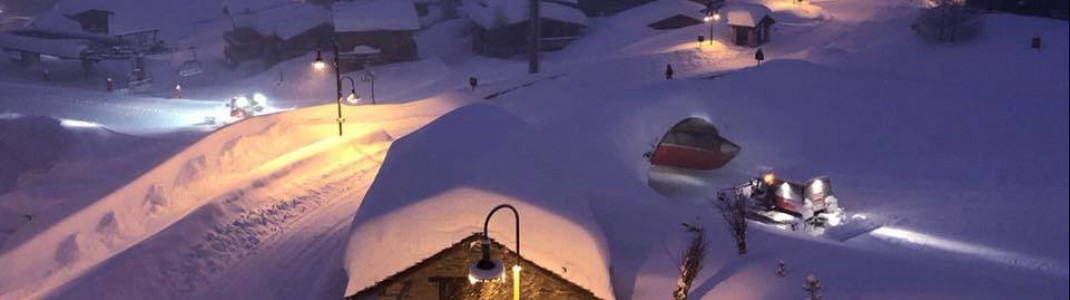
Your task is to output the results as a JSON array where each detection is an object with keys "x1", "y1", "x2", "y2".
[{"x1": 349, "y1": 235, "x2": 600, "y2": 300}]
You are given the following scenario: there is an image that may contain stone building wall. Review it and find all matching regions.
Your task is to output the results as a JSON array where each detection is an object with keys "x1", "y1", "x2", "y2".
[{"x1": 349, "y1": 235, "x2": 600, "y2": 300}]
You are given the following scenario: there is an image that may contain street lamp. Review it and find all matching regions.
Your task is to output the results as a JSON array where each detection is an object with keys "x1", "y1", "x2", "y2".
[
  {"x1": 469, "y1": 204, "x2": 522, "y2": 300},
  {"x1": 703, "y1": 10, "x2": 720, "y2": 45},
  {"x1": 342, "y1": 75, "x2": 360, "y2": 104},
  {"x1": 312, "y1": 50, "x2": 327, "y2": 71},
  {"x1": 312, "y1": 39, "x2": 344, "y2": 136}
]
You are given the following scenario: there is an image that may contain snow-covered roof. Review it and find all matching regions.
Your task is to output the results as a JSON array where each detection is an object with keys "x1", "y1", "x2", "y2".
[
  {"x1": 345, "y1": 45, "x2": 381, "y2": 55},
  {"x1": 27, "y1": 10, "x2": 85, "y2": 33},
  {"x1": 229, "y1": 0, "x2": 331, "y2": 39},
  {"x1": 609, "y1": 0, "x2": 706, "y2": 29},
  {"x1": 725, "y1": 3, "x2": 772, "y2": 27},
  {"x1": 50, "y1": 0, "x2": 114, "y2": 15},
  {"x1": 465, "y1": 0, "x2": 588, "y2": 29},
  {"x1": 342, "y1": 104, "x2": 614, "y2": 300},
  {"x1": 0, "y1": 33, "x2": 87, "y2": 59},
  {"x1": 332, "y1": 0, "x2": 420, "y2": 32}
]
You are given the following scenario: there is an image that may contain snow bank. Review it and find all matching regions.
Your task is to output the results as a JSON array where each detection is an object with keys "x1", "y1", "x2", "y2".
[
  {"x1": 0, "y1": 97, "x2": 466, "y2": 299},
  {"x1": 332, "y1": 0, "x2": 421, "y2": 32}
]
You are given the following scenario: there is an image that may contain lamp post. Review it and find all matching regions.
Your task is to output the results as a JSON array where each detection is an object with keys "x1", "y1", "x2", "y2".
[
  {"x1": 701, "y1": 0, "x2": 723, "y2": 46},
  {"x1": 360, "y1": 60, "x2": 376, "y2": 105},
  {"x1": 469, "y1": 204, "x2": 522, "y2": 300},
  {"x1": 702, "y1": 10, "x2": 720, "y2": 45},
  {"x1": 529, "y1": 0, "x2": 540, "y2": 74},
  {"x1": 313, "y1": 38, "x2": 345, "y2": 136}
]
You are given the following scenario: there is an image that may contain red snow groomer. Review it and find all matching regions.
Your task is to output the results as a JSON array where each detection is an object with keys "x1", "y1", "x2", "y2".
[{"x1": 719, "y1": 172, "x2": 845, "y2": 230}]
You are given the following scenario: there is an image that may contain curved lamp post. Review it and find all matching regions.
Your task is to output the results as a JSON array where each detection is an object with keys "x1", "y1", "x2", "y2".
[
  {"x1": 469, "y1": 204, "x2": 522, "y2": 300},
  {"x1": 341, "y1": 75, "x2": 360, "y2": 104}
]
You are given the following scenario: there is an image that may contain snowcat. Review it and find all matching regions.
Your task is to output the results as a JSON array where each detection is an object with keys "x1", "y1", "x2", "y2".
[
  {"x1": 718, "y1": 172, "x2": 846, "y2": 231},
  {"x1": 227, "y1": 93, "x2": 267, "y2": 118}
]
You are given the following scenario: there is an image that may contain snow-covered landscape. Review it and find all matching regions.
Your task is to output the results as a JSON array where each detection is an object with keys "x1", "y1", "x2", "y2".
[{"x1": 1, "y1": 0, "x2": 1066, "y2": 299}]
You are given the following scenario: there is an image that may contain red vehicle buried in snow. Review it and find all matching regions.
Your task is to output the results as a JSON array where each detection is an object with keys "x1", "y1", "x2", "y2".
[{"x1": 649, "y1": 117, "x2": 741, "y2": 170}]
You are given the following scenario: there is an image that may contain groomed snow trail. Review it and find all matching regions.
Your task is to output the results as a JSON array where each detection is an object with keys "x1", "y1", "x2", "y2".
[{"x1": 0, "y1": 82, "x2": 224, "y2": 135}]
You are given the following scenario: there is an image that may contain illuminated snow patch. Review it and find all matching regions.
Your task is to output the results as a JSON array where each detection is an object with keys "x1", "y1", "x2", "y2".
[
  {"x1": 870, "y1": 227, "x2": 1069, "y2": 277},
  {"x1": 59, "y1": 118, "x2": 102, "y2": 128}
]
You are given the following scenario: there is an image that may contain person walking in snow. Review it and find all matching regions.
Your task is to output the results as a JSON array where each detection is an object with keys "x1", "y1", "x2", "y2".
[{"x1": 665, "y1": 64, "x2": 675, "y2": 80}]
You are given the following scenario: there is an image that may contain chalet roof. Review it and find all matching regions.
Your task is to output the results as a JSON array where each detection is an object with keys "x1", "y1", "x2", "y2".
[
  {"x1": 332, "y1": 0, "x2": 420, "y2": 32},
  {"x1": 725, "y1": 3, "x2": 773, "y2": 27},
  {"x1": 465, "y1": 0, "x2": 588, "y2": 29},
  {"x1": 228, "y1": 0, "x2": 331, "y2": 40},
  {"x1": 29, "y1": 6, "x2": 85, "y2": 33},
  {"x1": 613, "y1": 0, "x2": 706, "y2": 28},
  {"x1": 65, "y1": 9, "x2": 114, "y2": 18}
]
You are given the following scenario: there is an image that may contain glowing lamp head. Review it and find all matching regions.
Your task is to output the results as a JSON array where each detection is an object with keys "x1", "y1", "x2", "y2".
[
  {"x1": 234, "y1": 96, "x2": 251, "y2": 107},
  {"x1": 762, "y1": 172, "x2": 776, "y2": 185},
  {"x1": 805, "y1": 176, "x2": 832, "y2": 200},
  {"x1": 252, "y1": 93, "x2": 267, "y2": 104},
  {"x1": 312, "y1": 50, "x2": 326, "y2": 70},
  {"x1": 345, "y1": 91, "x2": 360, "y2": 104},
  {"x1": 469, "y1": 238, "x2": 504, "y2": 283},
  {"x1": 777, "y1": 182, "x2": 794, "y2": 200},
  {"x1": 713, "y1": 12, "x2": 721, "y2": 21},
  {"x1": 703, "y1": 15, "x2": 712, "y2": 22}
]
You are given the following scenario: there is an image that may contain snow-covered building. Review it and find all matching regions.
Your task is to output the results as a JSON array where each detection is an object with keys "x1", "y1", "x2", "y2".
[
  {"x1": 223, "y1": 0, "x2": 333, "y2": 66},
  {"x1": 62, "y1": 9, "x2": 113, "y2": 34},
  {"x1": 341, "y1": 104, "x2": 616, "y2": 300},
  {"x1": 724, "y1": 3, "x2": 774, "y2": 47},
  {"x1": 577, "y1": 0, "x2": 653, "y2": 16},
  {"x1": 414, "y1": 0, "x2": 462, "y2": 27},
  {"x1": 466, "y1": 0, "x2": 589, "y2": 57},
  {"x1": 331, "y1": 0, "x2": 421, "y2": 69},
  {"x1": 344, "y1": 234, "x2": 601, "y2": 300},
  {"x1": 626, "y1": 0, "x2": 707, "y2": 31}
]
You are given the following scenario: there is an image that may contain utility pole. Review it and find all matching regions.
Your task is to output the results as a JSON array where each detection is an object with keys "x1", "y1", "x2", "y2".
[
  {"x1": 333, "y1": 39, "x2": 343, "y2": 136},
  {"x1": 529, "y1": 0, "x2": 541, "y2": 74}
]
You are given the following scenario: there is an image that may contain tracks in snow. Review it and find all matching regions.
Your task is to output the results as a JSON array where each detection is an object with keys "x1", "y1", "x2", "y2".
[{"x1": 158, "y1": 145, "x2": 387, "y2": 295}]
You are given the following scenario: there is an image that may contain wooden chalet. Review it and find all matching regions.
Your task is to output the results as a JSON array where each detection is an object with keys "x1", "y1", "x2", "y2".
[
  {"x1": 331, "y1": 0, "x2": 421, "y2": 70},
  {"x1": 725, "y1": 4, "x2": 775, "y2": 47},
  {"x1": 466, "y1": 0, "x2": 588, "y2": 58},
  {"x1": 223, "y1": 0, "x2": 333, "y2": 66},
  {"x1": 64, "y1": 9, "x2": 113, "y2": 34}
]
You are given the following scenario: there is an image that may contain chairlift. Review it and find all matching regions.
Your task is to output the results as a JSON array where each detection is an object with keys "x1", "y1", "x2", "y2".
[{"x1": 178, "y1": 47, "x2": 203, "y2": 77}]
